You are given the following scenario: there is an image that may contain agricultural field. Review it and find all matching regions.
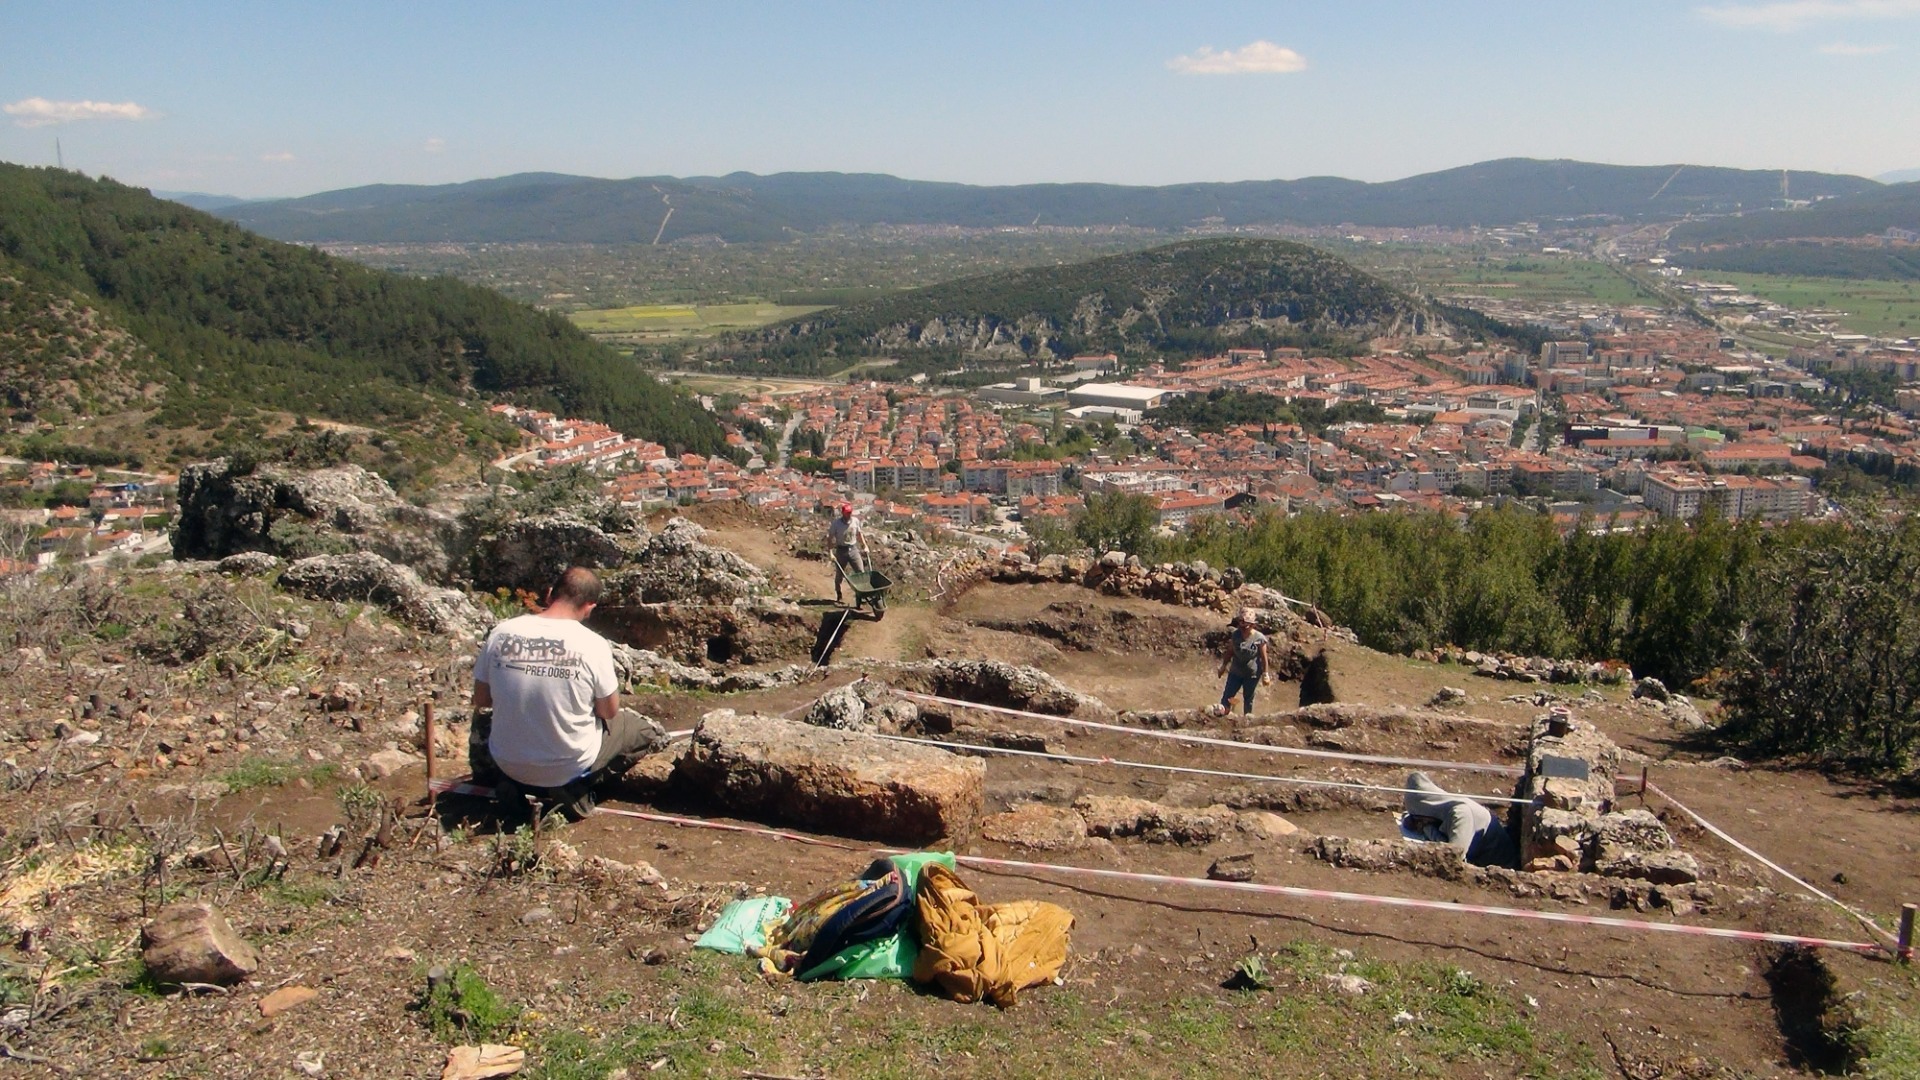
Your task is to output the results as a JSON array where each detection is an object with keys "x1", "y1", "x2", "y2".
[
  {"x1": 1422, "y1": 256, "x2": 1664, "y2": 307},
  {"x1": 568, "y1": 302, "x2": 823, "y2": 341},
  {"x1": 1685, "y1": 272, "x2": 1920, "y2": 339}
]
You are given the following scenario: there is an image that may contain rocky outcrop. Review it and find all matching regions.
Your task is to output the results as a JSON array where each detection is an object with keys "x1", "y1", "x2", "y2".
[
  {"x1": 797, "y1": 680, "x2": 919, "y2": 734},
  {"x1": 141, "y1": 902, "x2": 259, "y2": 986},
  {"x1": 875, "y1": 659, "x2": 1114, "y2": 720},
  {"x1": 603, "y1": 519, "x2": 766, "y2": 605},
  {"x1": 595, "y1": 596, "x2": 813, "y2": 667},
  {"x1": 670, "y1": 710, "x2": 986, "y2": 845},
  {"x1": 611, "y1": 643, "x2": 812, "y2": 693},
  {"x1": 172, "y1": 460, "x2": 453, "y2": 578},
  {"x1": 465, "y1": 510, "x2": 645, "y2": 594},
  {"x1": 279, "y1": 552, "x2": 489, "y2": 639}
]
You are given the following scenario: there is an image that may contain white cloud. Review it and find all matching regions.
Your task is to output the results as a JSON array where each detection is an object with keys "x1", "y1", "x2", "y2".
[
  {"x1": 1167, "y1": 40, "x2": 1308, "y2": 75},
  {"x1": 260, "y1": 151, "x2": 295, "y2": 163},
  {"x1": 1819, "y1": 39, "x2": 1897, "y2": 50},
  {"x1": 4, "y1": 97, "x2": 156, "y2": 127},
  {"x1": 1698, "y1": 0, "x2": 1920, "y2": 31},
  {"x1": 422, "y1": 136, "x2": 447, "y2": 153}
]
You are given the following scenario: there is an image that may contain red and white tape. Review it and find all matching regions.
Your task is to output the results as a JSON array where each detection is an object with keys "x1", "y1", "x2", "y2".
[
  {"x1": 891, "y1": 690, "x2": 1524, "y2": 776},
  {"x1": 428, "y1": 784, "x2": 1886, "y2": 957}
]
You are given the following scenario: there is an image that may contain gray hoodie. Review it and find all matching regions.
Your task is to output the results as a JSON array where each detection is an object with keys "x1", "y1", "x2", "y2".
[{"x1": 1402, "y1": 772, "x2": 1517, "y2": 868}]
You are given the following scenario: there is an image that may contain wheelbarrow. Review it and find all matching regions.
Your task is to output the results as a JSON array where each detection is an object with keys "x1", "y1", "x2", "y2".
[{"x1": 831, "y1": 551, "x2": 892, "y2": 620}]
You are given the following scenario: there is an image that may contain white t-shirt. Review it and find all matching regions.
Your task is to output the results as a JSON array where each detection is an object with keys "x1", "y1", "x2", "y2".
[{"x1": 472, "y1": 613, "x2": 618, "y2": 788}]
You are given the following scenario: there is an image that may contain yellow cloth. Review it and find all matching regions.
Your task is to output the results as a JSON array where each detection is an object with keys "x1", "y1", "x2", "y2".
[{"x1": 910, "y1": 863, "x2": 1073, "y2": 1007}]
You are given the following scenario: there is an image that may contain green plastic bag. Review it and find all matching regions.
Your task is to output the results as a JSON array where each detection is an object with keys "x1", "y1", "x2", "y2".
[
  {"x1": 694, "y1": 896, "x2": 792, "y2": 955},
  {"x1": 796, "y1": 851, "x2": 955, "y2": 982}
]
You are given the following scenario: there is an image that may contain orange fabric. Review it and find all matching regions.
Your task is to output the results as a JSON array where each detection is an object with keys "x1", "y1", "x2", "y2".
[{"x1": 911, "y1": 863, "x2": 1072, "y2": 1007}]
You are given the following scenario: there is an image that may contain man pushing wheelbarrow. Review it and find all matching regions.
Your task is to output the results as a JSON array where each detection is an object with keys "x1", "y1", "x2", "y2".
[{"x1": 827, "y1": 502, "x2": 891, "y2": 619}]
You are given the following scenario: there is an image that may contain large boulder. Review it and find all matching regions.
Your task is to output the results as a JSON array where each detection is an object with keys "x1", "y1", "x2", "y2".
[
  {"x1": 172, "y1": 460, "x2": 452, "y2": 577},
  {"x1": 670, "y1": 710, "x2": 985, "y2": 845},
  {"x1": 602, "y1": 518, "x2": 767, "y2": 605},
  {"x1": 141, "y1": 902, "x2": 259, "y2": 986},
  {"x1": 280, "y1": 551, "x2": 488, "y2": 639},
  {"x1": 466, "y1": 510, "x2": 644, "y2": 594}
]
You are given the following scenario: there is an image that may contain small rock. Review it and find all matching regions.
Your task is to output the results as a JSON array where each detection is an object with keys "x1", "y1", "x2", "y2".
[
  {"x1": 1207, "y1": 854, "x2": 1256, "y2": 883},
  {"x1": 1238, "y1": 811, "x2": 1300, "y2": 840},
  {"x1": 140, "y1": 902, "x2": 259, "y2": 986},
  {"x1": 64, "y1": 729, "x2": 102, "y2": 747},
  {"x1": 293, "y1": 1051, "x2": 326, "y2": 1077},
  {"x1": 442, "y1": 1044, "x2": 525, "y2": 1080},
  {"x1": 1427, "y1": 686, "x2": 1468, "y2": 708},
  {"x1": 259, "y1": 985, "x2": 317, "y2": 1018},
  {"x1": 1322, "y1": 973, "x2": 1373, "y2": 995},
  {"x1": 519, "y1": 906, "x2": 555, "y2": 925},
  {"x1": 382, "y1": 945, "x2": 417, "y2": 963},
  {"x1": 366, "y1": 748, "x2": 422, "y2": 780}
]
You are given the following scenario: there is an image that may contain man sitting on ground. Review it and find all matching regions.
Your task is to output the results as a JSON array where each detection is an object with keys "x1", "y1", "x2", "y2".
[
  {"x1": 471, "y1": 566, "x2": 665, "y2": 819},
  {"x1": 1401, "y1": 771, "x2": 1518, "y2": 868}
]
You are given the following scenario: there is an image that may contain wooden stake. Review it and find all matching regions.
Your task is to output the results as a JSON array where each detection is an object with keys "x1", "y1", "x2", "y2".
[
  {"x1": 1899, "y1": 903, "x2": 1915, "y2": 964},
  {"x1": 423, "y1": 701, "x2": 436, "y2": 790},
  {"x1": 1639, "y1": 766, "x2": 1648, "y2": 798}
]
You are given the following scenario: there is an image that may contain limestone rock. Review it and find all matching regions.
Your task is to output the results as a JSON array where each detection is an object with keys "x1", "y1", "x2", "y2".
[
  {"x1": 467, "y1": 510, "x2": 643, "y2": 594},
  {"x1": 801, "y1": 683, "x2": 870, "y2": 732},
  {"x1": 366, "y1": 748, "x2": 423, "y2": 779},
  {"x1": 172, "y1": 460, "x2": 452, "y2": 578},
  {"x1": 1428, "y1": 686, "x2": 1468, "y2": 707},
  {"x1": 1664, "y1": 695, "x2": 1709, "y2": 733},
  {"x1": 981, "y1": 803, "x2": 1089, "y2": 851},
  {"x1": 217, "y1": 551, "x2": 283, "y2": 576},
  {"x1": 258, "y1": 985, "x2": 317, "y2": 1018},
  {"x1": 671, "y1": 710, "x2": 985, "y2": 844},
  {"x1": 141, "y1": 902, "x2": 259, "y2": 986},
  {"x1": 1593, "y1": 848, "x2": 1700, "y2": 885},
  {"x1": 1632, "y1": 677, "x2": 1671, "y2": 703},
  {"x1": 442, "y1": 1044, "x2": 525, "y2": 1080},
  {"x1": 280, "y1": 551, "x2": 488, "y2": 638},
  {"x1": 1310, "y1": 836, "x2": 1469, "y2": 880},
  {"x1": 1239, "y1": 811, "x2": 1301, "y2": 840},
  {"x1": 882, "y1": 658, "x2": 1114, "y2": 720},
  {"x1": 1073, "y1": 795, "x2": 1236, "y2": 845},
  {"x1": 602, "y1": 518, "x2": 767, "y2": 605}
]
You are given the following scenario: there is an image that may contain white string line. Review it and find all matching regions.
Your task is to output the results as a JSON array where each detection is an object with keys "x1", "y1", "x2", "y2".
[
  {"x1": 870, "y1": 732, "x2": 1534, "y2": 806},
  {"x1": 1644, "y1": 779, "x2": 1898, "y2": 947},
  {"x1": 890, "y1": 690, "x2": 1524, "y2": 776}
]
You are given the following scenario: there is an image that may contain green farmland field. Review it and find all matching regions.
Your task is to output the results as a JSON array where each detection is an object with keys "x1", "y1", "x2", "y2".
[
  {"x1": 1686, "y1": 272, "x2": 1920, "y2": 338},
  {"x1": 1426, "y1": 258, "x2": 1664, "y2": 307},
  {"x1": 568, "y1": 303, "x2": 823, "y2": 339}
]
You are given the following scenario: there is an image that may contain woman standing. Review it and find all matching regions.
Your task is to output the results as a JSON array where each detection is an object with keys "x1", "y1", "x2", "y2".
[{"x1": 1215, "y1": 609, "x2": 1271, "y2": 716}]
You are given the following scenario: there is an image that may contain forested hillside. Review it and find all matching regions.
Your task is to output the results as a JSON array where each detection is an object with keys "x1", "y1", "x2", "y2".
[
  {"x1": 215, "y1": 160, "x2": 1880, "y2": 244},
  {"x1": 1668, "y1": 181, "x2": 1920, "y2": 246},
  {"x1": 712, "y1": 238, "x2": 1430, "y2": 374},
  {"x1": 0, "y1": 164, "x2": 725, "y2": 466}
]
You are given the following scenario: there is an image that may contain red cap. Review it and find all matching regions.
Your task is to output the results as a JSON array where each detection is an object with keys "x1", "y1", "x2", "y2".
[{"x1": 839, "y1": 503, "x2": 853, "y2": 515}]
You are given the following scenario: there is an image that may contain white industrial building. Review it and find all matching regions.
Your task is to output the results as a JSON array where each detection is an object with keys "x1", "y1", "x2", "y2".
[{"x1": 1066, "y1": 383, "x2": 1171, "y2": 411}]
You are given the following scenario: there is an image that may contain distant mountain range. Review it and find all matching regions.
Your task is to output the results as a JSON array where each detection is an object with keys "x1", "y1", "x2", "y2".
[
  {"x1": 1877, "y1": 169, "x2": 1920, "y2": 185},
  {"x1": 711, "y1": 237, "x2": 1442, "y2": 375},
  {"x1": 211, "y1": 160, "x2": 1880, "y2": 244}
]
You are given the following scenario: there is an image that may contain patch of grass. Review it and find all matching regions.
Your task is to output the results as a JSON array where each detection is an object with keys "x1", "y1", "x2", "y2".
[
  {"x1": 418, "y1": 963, "x2": 522, "y2": 1043},
  {"x1": 532, "y1": 985, "x2": 759, "y2": 1080},
  {"x1": 568, "y1": 303, "x2": 823, "y2": 340},
  {"x1": 1689, "y1": 271, "x2": 1920, "y2": 339},
  {"x1": 262, "y1": 876, "x2": 341, "y2": 908},
  {"x1": 217, "y1": 757, "x2": 334, "y2": 793}
]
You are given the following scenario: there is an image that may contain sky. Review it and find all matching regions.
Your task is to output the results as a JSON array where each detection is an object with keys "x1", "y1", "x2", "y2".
[{"x1": 3, "y1": 1, "x2": 1918, "y2": 199}]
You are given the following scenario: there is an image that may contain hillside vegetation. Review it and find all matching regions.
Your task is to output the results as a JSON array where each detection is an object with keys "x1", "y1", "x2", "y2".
[
  {"x1": 215, "y1": 160, "x2": 1879, "y2": 244},
  {"x1": 1668, "y1": 181, "x2": 1920, "y2": 247},
  {"x1": 709, "y1": 238, "x2": 1430, "y2": 374},
  {"x1": 0, "y1": 164, "x2": 725, "y2": 470}
]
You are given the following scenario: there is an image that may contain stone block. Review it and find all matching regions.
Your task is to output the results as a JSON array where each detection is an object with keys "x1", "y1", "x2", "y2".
[
  {"x1": 141, "y1": 902, "x2": 259, "y2": 986},
  {"x1": 671, "y1": 710, "x2": 985, "y2": 845}
]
